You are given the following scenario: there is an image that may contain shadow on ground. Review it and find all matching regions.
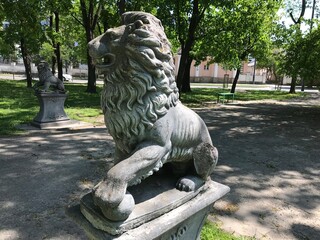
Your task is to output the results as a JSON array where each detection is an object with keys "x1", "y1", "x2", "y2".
[
  {"x1": 0, "y1": 102, "x2": 319, "y2": 239},
  {"x1": 0, "y1": 127, "x2": 113, "y2": 239},
  {"x1": 198, "y1": 103, "x2": 320, "y2": 240}
]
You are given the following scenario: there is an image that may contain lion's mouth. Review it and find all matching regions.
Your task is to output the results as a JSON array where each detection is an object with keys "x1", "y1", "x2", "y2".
[{"x1": 95, "y1": 53, "x2": 116, "y2": 71}]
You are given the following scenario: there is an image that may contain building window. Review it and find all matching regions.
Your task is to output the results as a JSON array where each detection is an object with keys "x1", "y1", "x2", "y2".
[{"x1": 204, "y1": 63, "x2": 209, "y2": 70}]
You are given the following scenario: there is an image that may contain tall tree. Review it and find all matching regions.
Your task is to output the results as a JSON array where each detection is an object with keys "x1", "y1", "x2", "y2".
[
  {"x1": 288, "y1": 0, "x2": 306, "y2": 93},
  {"x1": 157, "y1": 0, "x2": 212, "y2": 93},
  {"x1": 75, "y1": 0, "x2": 105, "y2": 93},
  {"x1": 281, "y1": 0, "x2": 320, "y2": 92},
  {"x1": 197, "y1": 0, "x2": 280, "y2": 93},
  {"x1": 280, "y1": 25, "x2": 320, "y2": 89},
  {"x1": 0, "y1": 0, "x2": 45, "y2": 87}
]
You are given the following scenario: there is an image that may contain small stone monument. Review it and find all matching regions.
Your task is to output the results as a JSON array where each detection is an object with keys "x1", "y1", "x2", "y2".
[
  {"x1": 68, "y1": 12, "x2": 229, "y2": 239},
  {"x1": 31, "y1": 61, "x2": 72, "y2": 129}
]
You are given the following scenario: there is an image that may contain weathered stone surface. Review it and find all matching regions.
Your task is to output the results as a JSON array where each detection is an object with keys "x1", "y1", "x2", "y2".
[
  {"x1": 31, "y1": 92, "x2": 72, "y2": 129},
  {"x1": 33, "y1": 61, "x2": 65, "y2": 92},
  {"x1": 79, "y1": 172, "x2": 206, "y2": 235},
  {"x1": 88, "y1": 11, "x2": 219, "y2": 222},
  {"x1": 67, "y1": 179, "x2": 230, "y2": 240}
]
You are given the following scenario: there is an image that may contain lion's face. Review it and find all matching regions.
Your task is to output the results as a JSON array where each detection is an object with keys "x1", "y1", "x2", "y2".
[
  {"x1": 89, "y1": 25, "x2": 127, "y2": 73},
  {"x1": 37, "y1": 61, "x2": 50, "y2": 73},
  {"x1": 88, "y1": 12, "x2": 171, "y2": 75}
]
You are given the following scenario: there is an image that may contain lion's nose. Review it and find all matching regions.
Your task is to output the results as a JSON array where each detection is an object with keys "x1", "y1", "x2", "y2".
[{"x1": 88, "y1": 37, "x2": 108, "y2": 59}]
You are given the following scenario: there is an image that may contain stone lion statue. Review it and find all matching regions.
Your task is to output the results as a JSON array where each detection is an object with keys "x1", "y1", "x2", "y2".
[
  {"x1": 33, "y1": 61, "x2": 65, "y2": 92},
  {"x1": 88, "y1": 11, "x2": 218, "y2": 221}
]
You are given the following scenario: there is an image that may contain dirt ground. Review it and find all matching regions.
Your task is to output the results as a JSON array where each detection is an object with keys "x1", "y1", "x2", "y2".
[
  {"x1": 204, "y1": 94, "x2": 320, "y2": 240},
  {"x1": 0, "y1": 94, "x2": 319, "y2": 240}
]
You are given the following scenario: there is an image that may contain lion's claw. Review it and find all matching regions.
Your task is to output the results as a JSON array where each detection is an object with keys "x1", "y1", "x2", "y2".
[{"x1": 176, "y1": 175, "x2": 204, "y2": 192}]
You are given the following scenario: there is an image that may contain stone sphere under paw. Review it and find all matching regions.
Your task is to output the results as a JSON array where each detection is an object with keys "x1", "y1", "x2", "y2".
[{"x1": 101, "y1": 193, "x2": 135, "y2": 221}]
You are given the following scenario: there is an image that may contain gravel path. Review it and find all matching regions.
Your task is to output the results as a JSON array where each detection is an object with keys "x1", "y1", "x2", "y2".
[{"x1": 0, "y1": 94, "x2": 319, "y2": 240}]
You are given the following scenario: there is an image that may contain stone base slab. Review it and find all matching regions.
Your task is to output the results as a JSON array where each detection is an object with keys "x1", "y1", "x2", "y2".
[
  {"x1": 30, "y1": 119, "x2": 84, "y2": 129},
  {"x1": 67, "y1": 178, "x2": 229, "y2": 240},
  {"x1": 80, "y1": 173, "x2": 206, "y2": 235}
]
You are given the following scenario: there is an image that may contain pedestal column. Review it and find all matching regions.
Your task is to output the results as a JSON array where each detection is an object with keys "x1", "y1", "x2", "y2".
[{"x1": 31, "y1": 92, "x2": 71, "y2": 129}]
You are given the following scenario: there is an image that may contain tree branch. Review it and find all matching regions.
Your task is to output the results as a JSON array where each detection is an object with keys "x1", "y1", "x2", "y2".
[
  {"x1": 70, "y1": 12, "x2": 85, "y2": 28},
  {"x1": 79, "y1": 0, "x2": 88, "y2": 27},
  {"x1": 290, "y1": 0, "x2": 306, "y2": 25},
  {"x1": 92, "y1": 1, "x2": 103, "y2": 30}
]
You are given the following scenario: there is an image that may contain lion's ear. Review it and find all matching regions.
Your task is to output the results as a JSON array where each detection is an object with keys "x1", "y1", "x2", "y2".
[{"x1": 134, "y1": 20, "x2": 144, "y2": 29}]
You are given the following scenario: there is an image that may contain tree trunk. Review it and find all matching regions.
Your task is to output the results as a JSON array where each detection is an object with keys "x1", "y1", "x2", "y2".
[
  {"x1": 86, "y1": 51, "x2": 97, "y2": 93},
  {"x1": 177, "y1": 43, "x2": 193, "y2": 92},
  {"x1": 80, "y1": 0, "x2": 98, "y2": 93},
  {"x1": 231, "y1": 68, "x2": 241, "y2": 93},
  {"x1": 54, "y1": 11, "x2": 63, "y2": 81},
  {"x1": 176, "y1": 0, "x2": 202, "y2": 92},
  {"x1": 180, "y1": 57, "x2": 192, "y2": 92},
  {"x1": 288, "y1": 0, "x2": 306, "y2": 93},
  {"x1": 20, "y1": 38, "x2": 33, "y2": 88},
  {"x1": 289, "y1": 76, "x2": 297, "y2": 93},
  {"x1": 50, "y1": 15, "x2": 56, "y2": 74},
  {"x1": 117, "y1": 0, "x2": 126, "y2": 15}
]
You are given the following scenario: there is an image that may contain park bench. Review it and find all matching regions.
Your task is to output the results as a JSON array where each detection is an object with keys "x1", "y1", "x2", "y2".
[{"x1": 217, "y1": 92, "x2": 235, "y2": 104}]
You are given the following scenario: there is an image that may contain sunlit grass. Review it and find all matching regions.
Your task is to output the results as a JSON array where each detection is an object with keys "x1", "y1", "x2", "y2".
[
  {"x1": 0, "y1": 80, "x2": 102, "y2": 135},
  {"x1": 0, "y1": 80, "x2": 309, "y2": 135},
  {"x1": 180, "y1": 88, "x2": 307, "y2": 107},
  {"x1": 201, "y1": 221, "x2": 255, "y2": 240}
]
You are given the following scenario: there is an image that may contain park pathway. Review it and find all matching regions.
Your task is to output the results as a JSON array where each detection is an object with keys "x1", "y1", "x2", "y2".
[{"x1": 0, "y1": 96, "x2": 319, "y2": 239}]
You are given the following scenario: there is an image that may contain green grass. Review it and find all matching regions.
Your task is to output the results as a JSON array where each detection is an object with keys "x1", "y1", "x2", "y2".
[
  {"x1": 201, "y1": 221, "x2": 255, "y2": 240},
  {"x1": 0, "y1": 80, "x2": 309, "y2": 135},
  {"x1": 0, "y1": 80, "x2": 102, "y2": 136},
  {"x1": 180, "y1": 88, "x2": 307, "y2": 107}
]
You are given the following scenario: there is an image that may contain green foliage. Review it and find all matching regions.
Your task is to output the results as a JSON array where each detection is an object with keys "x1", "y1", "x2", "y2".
[
  {"x1": 197, "y1": 0, "x2": 281, "y2": 70},
  {"x1": 279, "y1": 25, "x2": 320, "y2": 88},
  {"x1": 0, "y1": 0, "x2": 45, "y2": 58},
  {"x1": 39, "y1": 42, "x2": 55, "y2": 63},
  {"x1": 201, "y1": 221, "x2": 255, "y2": 240}
]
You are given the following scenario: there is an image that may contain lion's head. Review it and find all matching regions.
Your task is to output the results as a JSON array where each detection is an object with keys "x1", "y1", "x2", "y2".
[
  {"x1": 89, "y1": 12, "x2": 179, "y2": 152},
  {"x1": 37, "y1": 61, "x2": 52, "y2": 81}
]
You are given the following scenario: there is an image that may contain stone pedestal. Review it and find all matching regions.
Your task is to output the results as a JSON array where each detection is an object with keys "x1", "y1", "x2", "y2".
[
  {"x1": 31, "y1": 92, "x2": 74, "y2": 129},
  {"x1": 67, "y1": 173, "x2": 229, "y2": 240}
]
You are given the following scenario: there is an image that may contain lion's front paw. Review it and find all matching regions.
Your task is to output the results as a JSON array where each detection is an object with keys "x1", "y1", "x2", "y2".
[
  {"x1": 176, "y1": 175, "x2": 204, "y2": 192},
  {"x1": 101, "y1": 193, "x2": 135, "y2": 221},
  {"x1": 93, "y1": 179, "x2": 127, "y2": 208}
]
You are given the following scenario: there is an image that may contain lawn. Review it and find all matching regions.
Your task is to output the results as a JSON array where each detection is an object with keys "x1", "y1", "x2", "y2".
[
  {"x1": 0, "y1": 80, "x2": 102, "y2": 135},
  {"x1": 180, "y1": 88, "x2": 307, "y2": 107},
  {"x1": 0, "y1": 79, "x2": 307, "y2": 135}
]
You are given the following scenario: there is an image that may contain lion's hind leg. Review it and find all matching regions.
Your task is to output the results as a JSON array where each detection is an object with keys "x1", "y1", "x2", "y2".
[
  {"x1": 193, "y1": 142, "x2": 218, "y2": 179},
  {"x1": 176, "y1": 142, "x2": 218, "y2": 192}
]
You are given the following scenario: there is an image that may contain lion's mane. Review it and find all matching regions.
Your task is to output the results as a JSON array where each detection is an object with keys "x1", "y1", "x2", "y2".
[{"x1": 101, "y1": 12, "x2": 179, "y2": 153}]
